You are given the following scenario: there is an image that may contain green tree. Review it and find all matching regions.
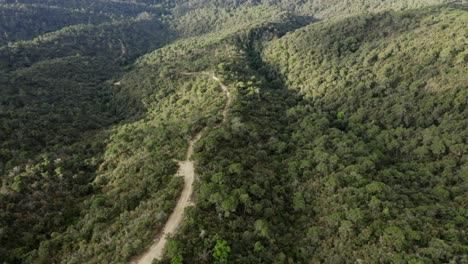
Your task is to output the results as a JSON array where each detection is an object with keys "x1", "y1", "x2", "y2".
[
  {"x1": 171, "y1": 253, "x2": 183, "y2": 264},
  {"x1": 337, "y1": 111, "x2": 345, "y2": 120},
  {"x1": 293, "y1": 192, "x2": 306, "y2": 211},
  {"x1": 213, "y1": 239, "x2": 231, "y2": 263}
]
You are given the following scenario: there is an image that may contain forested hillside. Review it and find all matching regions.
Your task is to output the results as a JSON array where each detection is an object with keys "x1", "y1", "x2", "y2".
[
  {"x1": 162, "y1": 3, "x2": 467, "y2": 263},
  {"x1": 0, "y1": 5, "x2": 108, "y2": 45},
  {"x1": 0, "y1": 0, "x2": 466, "y2": 263},
  {"x1": 0, "y1": 0, "x2": 168, "y2": 45},
  {"x1": 0, "y1": 1, "x2": 175, "y2": 261}
]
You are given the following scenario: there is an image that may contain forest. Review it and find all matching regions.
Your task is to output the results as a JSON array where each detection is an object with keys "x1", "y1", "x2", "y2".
[{"x1": 0, "y1": 0, "x2": 466, "y2": 263}]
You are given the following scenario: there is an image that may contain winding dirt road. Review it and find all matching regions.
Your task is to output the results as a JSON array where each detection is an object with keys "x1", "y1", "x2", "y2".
[
  {"x1": 131, "y1": 75, "x2": 231, "y2": 264},
  {"x1": 212, "y1": 76, "x2": 232, "y2": 126}
]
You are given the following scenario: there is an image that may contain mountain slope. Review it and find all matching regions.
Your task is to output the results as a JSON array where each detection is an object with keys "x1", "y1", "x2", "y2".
[
  {"x1": 0, "y1": 1, "x2": 167, "y2": 45},
  {"x1": 0, "y1": 1, "x2": 466, "y2": 263},
  {"x1": 166, "y1": 3, "x2": 467, "y2": 263},
  {"x1": 0, "y1": 3, "x2": 176, "y2": 262},
  {"x1": 260, "y1": 4, "x2": 467, "y2": 262}
]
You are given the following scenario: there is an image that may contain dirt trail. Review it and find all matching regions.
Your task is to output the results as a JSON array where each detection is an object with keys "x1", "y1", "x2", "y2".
[
  {"x1": 131, "y1": 74, "x2": 231, "y2": 264},
  {"x1": 212, "y1": 76, "x2": 231, "y2": 125}
]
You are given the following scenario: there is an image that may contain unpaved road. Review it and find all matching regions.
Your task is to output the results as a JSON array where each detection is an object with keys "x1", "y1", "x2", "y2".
[
  {"x1": 131, "y1": 75, "x2": 231, "y2": 264},
  {"x1": 212, "y1": 75, "x2": 231, "y2": 125}
]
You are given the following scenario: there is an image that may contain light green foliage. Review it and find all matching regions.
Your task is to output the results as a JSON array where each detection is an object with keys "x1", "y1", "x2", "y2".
[
  {"x1": 254, "y1": 241, "x2": 265, "y2": 253},
  {"x1": 383, "y1": 226, "x2": 407, "y2": 251},
  {"x1": 365, "y1": 182, "x2": 386, "y2": 193},
  {"x1": 171, "y1": 253, "x2": 183, "y2": 264},
  {"x1": 336, "y1": 111, "x2": 345, "y2": 120},
  {"x1": 213, "y1": 239, "x2": 231, "y2": 262},
  {"x1": 292, "y1": 192, "x2": 305, "y2": 210}
]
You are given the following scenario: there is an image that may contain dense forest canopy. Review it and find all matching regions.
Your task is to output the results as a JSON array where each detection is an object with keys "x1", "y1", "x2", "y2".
[{"x1": 0, "y1": 0, "x2": 466, "y2": 263}]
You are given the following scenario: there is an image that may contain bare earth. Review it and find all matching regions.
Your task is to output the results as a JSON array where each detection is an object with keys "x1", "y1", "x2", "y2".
[{"x1": 131, "y1": 75, "x2": 231, "y2": 264}]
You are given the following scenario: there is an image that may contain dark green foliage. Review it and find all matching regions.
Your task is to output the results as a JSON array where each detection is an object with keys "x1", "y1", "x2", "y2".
[
  {"x1": 0, "y1": 0, "x2": 169, "y2": 46},
  {"x1": 0, "y1": 56, "x2": 117, "y2": 157},
  {"x1": 1, "y1": 0, "x2": 167, "y2": 19},
  {"x1": 1, "y1": 0, "x2": 466, "y2": 263},
  {"x1": 0, "y1": 17, "x2": 175, "y2": 71},
  {"x1": 0, "y1": 1, "x2": 177, "y2": 262}
]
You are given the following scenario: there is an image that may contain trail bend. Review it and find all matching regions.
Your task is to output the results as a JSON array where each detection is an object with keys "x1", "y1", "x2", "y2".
[{"x1": 131, "y1": 74, "x2": 231, "y2": 264}]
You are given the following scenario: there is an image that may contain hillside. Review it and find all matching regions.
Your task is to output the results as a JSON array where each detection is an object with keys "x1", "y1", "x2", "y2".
[
  {"x1": 0, "y1": 0, "x2": 466, "y2": 263},
  {"x1": 0, "y1": 1, "x2": 175, "y2": 262},
  {"x1": 162, "y1": 4, "x2": 467, "y2": 263}
]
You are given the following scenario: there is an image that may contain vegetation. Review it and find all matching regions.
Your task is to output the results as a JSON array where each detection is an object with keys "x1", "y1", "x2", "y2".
[
  {"x1": 0, "y1": 4, "x2": 109, "y2": 45},
  {"x1": 1, "y1": 0, "x2": 466, "y2": 263},
  {"x1": 163, "y1": 3, "x2": 466, "y2": 263},
  {"x1": 0, "y1": 1, "x2": 175, "y2": 261},
  {"x1": 262, "y1": 5, "x2": 467, "y2": 262}
]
